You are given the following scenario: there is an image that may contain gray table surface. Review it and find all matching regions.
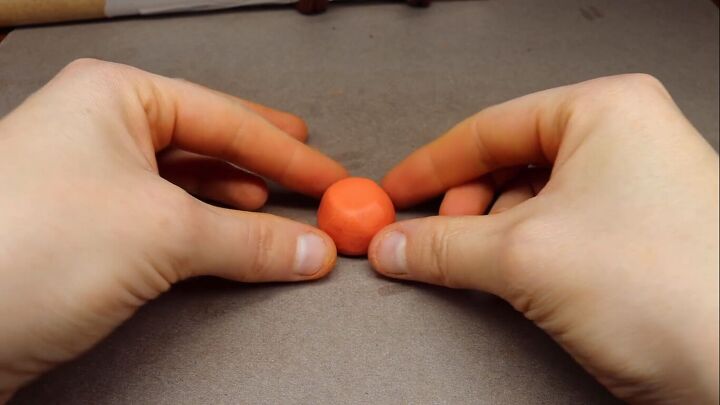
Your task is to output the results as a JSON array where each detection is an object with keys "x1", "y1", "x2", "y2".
[{"x1": 1, "y1": 0, "x2": 718, "y2": 403}]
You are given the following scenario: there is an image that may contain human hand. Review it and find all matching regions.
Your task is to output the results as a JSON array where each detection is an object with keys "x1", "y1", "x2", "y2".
[
  {"x1": 369, "y1": 75, "x2": 719, "y2": 404},
  {"x1": 0, "y1": 59, "x2": 346, "y2": 400}
]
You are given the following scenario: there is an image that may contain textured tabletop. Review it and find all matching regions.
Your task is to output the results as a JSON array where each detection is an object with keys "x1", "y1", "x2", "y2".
[{"x1": 1, "y1": 0, "x2": 717, "y2": 403}]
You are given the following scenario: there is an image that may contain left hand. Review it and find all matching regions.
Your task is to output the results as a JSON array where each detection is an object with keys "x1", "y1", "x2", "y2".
[{"x1": 0, "y1": 58, "x2": 347, "y2": 400}]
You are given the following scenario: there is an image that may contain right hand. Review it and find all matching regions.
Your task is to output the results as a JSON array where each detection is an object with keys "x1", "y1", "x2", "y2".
[{"x1": 369, "y1": 74, "x2": 719, "y2": 404}]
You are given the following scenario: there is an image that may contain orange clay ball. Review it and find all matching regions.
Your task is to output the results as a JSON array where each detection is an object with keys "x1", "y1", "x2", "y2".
[{"x1": 317, "y1": 177, "x2": 396, "y2": 256}]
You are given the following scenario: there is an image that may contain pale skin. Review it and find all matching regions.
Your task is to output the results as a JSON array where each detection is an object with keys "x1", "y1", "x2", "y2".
[{"x1": 0, "y1": 60, "x2": 717, "y2": 404}]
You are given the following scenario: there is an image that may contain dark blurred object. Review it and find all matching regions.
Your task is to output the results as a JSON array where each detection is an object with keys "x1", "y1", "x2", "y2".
[
  {"x1": 296, "y1": 0, "x2": 329, "y2": 14},
  {"x1": 407, "y1": 0, "x2": 431, "y2": 7},
  {"x1": 297, "y1": 0, "x2": 429, "y2": 15}
]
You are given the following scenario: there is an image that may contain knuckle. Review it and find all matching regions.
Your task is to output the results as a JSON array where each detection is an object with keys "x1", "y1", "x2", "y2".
[
  {"x1": 424, "y1": 220, "x2": 457, "y2": 287},
  {"x1": 575, "y1": 73, "x2": 671, "y2": 109},
  {"x1": 60, "y1": 58, "x2": 117, "y2": 80},
  {"x1": 617, "y1": 73, "x2": 665, "y2": 91},
  {"x1": 52, "y1": 60, "x2": 129, "y2": 110},
  {"x1": 609, "y1": 73, "x2": 671, "y2": 100},
  {"x1": 62, "y1": 57, "x2": 106, "y2": 72},
  {"x1": 171, "y1": 77, "x2": 189, "y2": 83},
  {"x1": 57, "y1": 58, "x2": 137, "y2": 92},
  {"x1": 243, "y1": 219, "x2": 276, "y2": 280},
  {"x1": 564, "y1": 74, "x2": 676, "y2": 134}
]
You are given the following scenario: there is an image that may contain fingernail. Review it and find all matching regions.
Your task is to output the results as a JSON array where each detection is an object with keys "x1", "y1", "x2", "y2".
[
  {"x1": 376, "y1": 231, "x2": 407, "y2": 274},
  {"x1": 294, "y1": 233, "x2": 328, "y2": 276}
]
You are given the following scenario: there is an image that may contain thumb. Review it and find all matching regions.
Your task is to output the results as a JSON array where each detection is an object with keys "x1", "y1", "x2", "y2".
[
  {"x1": 182, "y1": 204, "x2": 337, "y2": 282},
  {"x1": 368, "y1": 215, "x2": 518, "y2": 297}
]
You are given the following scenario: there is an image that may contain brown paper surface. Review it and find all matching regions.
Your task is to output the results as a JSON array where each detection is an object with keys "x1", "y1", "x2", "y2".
[{"x1": 0, "y1": 0, "x2": 105, "y2": 27}]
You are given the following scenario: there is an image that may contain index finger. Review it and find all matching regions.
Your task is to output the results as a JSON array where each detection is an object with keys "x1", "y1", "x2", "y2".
[
  {"x1": 240, "y1": 99, "x2": 309, "y2": 142},
  {"x1": 176, "y1": 79, "x2": 310, "y2": 142},
  {"x1": 381, "y1": 87, "x2": 570, "y2": 208},
  {"x1": 140, "y1": 70, "x2": 347, "y2": 197}
]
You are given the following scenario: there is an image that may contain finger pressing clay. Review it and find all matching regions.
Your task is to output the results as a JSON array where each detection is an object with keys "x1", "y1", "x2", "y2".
[{"x1": 318, "y1": 177, "x2": 396, "y2": 256}]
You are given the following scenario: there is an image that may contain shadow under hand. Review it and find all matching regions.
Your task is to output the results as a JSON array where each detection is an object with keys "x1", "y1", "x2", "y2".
[
  {"x1": 421, "y1": 284, "x2": 620, "y2": 404},
  {"x1": 397, "y1": 195, "x2": 442, "y2": 219},
  {"x1": 9, "y1": 276, "x2": 297, "y2": 405},
  {"x1": 263, "y1": 188, "x2": 319, "y2": 211}
]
